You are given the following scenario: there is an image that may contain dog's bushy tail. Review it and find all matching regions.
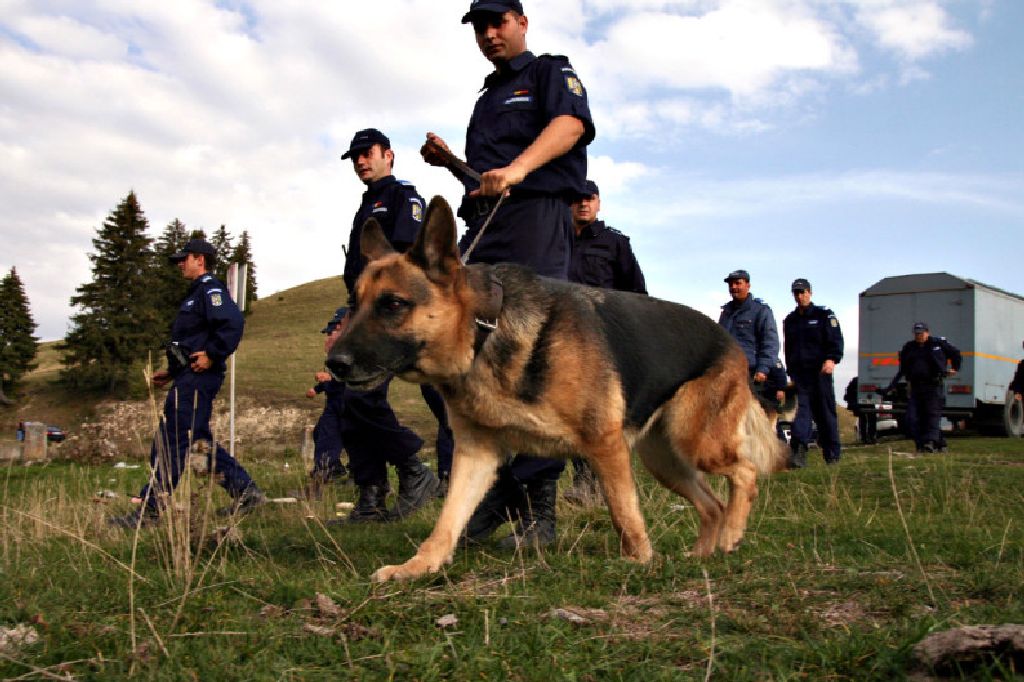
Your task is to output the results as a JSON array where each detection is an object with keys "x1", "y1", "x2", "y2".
[{"x1": 742, "y1": 399, "x2": 789, "y2": 473}]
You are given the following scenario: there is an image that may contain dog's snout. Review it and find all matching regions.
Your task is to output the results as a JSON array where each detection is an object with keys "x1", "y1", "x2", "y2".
[{"x1": 326, "y1": 351, "x2": 354, "y2": 380}]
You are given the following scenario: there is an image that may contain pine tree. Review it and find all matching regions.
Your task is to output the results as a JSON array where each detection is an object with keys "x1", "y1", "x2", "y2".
[
  {"x1": 152, "y1": 219, "x2": 190, "y2": 335},
  {"x1": 209, "y1": 225, "x2": 233, "y2": 283},
  {"x1": 60, "y1": 191, "x2": 163, "y2": 393},
  {"x1": 0, "y1": 267, "x2": 39, "y2": 399},
  {"x1": 231, "y1": 230, "x2": 258, "y2": 307}
]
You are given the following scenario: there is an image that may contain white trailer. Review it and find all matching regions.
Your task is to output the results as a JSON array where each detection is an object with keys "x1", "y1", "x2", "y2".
[{"x1": 857, "y1": 272, "x2": 1024, "y2": 437}]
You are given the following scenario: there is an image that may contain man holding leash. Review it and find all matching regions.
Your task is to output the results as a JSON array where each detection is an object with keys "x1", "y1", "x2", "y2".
[
  {"x1": 783, "y1": 278, "x2": 844, "y2": 468},
  {"x1": 421, "y1": 0, "x2": 595, "y2": 549},
  {"x1": 338, "y1": 128, "x2": 453, "y2": 522},
  {"x1": 110, "y1": 239, "x2": 265, "y2": 528},
  {"x1": 564, "y1": 180, "x2": 646, "y2": 504}
]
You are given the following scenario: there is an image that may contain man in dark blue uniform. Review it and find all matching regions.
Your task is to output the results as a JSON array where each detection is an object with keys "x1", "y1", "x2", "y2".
[
  {"x1": 718, "y1": 269, "x2": 780, "y2": 393},
  {"x1": 1011, "y1": 340, "x2": 1024, "y2": 403},
  {"x1": 295, "y1": 306, "x2": 351, "y2": 500},
  {"x1": 564, "y1": 180, "x2": 646, "y2": 503},
  {"x1": 783, "y1": 278, "x2": 844, "y2": 468},
  {"x1": 885, "y1": 322, "x2": 962, "y2": 453},
  {"x1": 110, "y1": 239, "x2": 265, "y2": 528},
  {"x1": 421, "y1": 0, "x2": 596, "y2": 549},
  {"x1": 338, "y1": 128, "x2": 452, "y2": 521}
]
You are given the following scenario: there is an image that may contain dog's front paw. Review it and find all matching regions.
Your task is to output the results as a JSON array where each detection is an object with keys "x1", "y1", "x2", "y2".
[{"x1": 370, "y1": 555, "x2": 436, "y2": 583}]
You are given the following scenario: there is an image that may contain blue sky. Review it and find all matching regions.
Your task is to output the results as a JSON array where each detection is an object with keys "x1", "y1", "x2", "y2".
[{"x1": 1, "y1": 0, "x2": 1021, "y2": 391}]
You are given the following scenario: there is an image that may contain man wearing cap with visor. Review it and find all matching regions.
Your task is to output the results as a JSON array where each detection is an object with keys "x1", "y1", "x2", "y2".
[
  {"x1": 885, "y1": 322, "x2": 961, "y2": 453},
  {"x1": 110, "y1": 238, "x2": 265, "y2": 527},
  {"x1": 421, "y1": 0, "x2": 595, "y2": 550},
  {"x1": 783, "y1": 278, "x2": 844, "y2": 468},
  {"x1": 563, "y1": 179, "x2": 646, "y2": 503},
  {"x1": 336, "y1": 128, "x2": 453, "y2": 521},
  {"x1": 718, "y1": 269, "x2": 781, "y2": 390}
]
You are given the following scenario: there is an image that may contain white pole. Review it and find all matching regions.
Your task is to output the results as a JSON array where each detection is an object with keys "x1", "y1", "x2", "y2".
[{"x1": 226, "y1": 263, "x2": 248, "y2": 460}]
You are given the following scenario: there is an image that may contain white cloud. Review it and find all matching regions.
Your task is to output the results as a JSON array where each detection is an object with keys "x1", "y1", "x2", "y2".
[{"x1": 854, "y1": 1, "x2": 972, "y2": 61}]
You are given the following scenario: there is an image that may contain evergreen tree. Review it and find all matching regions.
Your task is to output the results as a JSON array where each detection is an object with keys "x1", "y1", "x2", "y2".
[
  {"x1": 231, "y1": 230, "x2": 258, "y2": 307},
  {"x1": 0, "y1": 267, "x2": 39, "y2": 399},
  {"x1": 152, "y1": 218, "x2": 190, "y2": 335},
  {"x1": 60, "y1": 191, "x2": 163, "y2": 393},
  {"x1": 209, "y1": 224, "x2": 233, "y2": 283}
]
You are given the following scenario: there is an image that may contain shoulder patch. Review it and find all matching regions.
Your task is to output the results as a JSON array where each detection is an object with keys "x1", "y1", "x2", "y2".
[
  {"x1": 830, "y1": 317, "x2": 838, "y2": 328},
  {"x1": 210, "y1": 292, "x2": 223, "y2": 307},
  {"x1": 565, "y1": 75, "x2": 584, "y2": 97},
  {"x1": 410, "y1": 198, "x2": 423, "y2": 223}
]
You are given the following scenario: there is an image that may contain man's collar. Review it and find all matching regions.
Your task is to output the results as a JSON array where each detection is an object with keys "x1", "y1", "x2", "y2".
[
  {"x1": 577, "y1": 219, "x2": 604, "y2": 238},
  {"x1": 364, "y1": 175, "x2": 396, "y2": 193},
  {"x1": 483, "y1": 50, "x2": 535, "y2": 87}
]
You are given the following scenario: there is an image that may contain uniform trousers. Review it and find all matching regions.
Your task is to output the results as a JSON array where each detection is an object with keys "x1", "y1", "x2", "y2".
[
  {"x1": 140, "y1": 371, "x2": 254, "y2": 508},
  {"x1": 791, "y1": 370, "x2": 841, "y2": 463}
]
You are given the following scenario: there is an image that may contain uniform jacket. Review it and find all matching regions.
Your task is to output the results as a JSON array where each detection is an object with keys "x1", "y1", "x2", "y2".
[
  {"x1": 344, "y1": 176, "x2": 425, "y2": 304},
  {"x1": 464, "y1": 51, "x2": 595, "y2": 200},
  {"x1": 1010, "y1": 360, "x2": 1024, "y2": 394},
  {"x1": 718, "y1": 295, "x2": 780, "y2": 377},
  {"x1": 569, "y1": 220, "x2": 647, "y2": 293},
  {"x1": 895, "y1": 336, "x2": 962, "y2": 386},
  {"x1": 169, "y1": 273, "x2": 244, "y2": 376},
  {"x1": 783, "y1": 303, "x2": 844, "y2": 375}
]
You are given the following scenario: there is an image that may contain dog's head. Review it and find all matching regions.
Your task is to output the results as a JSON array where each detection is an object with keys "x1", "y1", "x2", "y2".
[{"x1": 326, "y1": 196, "x2": 487, "y2": 389}]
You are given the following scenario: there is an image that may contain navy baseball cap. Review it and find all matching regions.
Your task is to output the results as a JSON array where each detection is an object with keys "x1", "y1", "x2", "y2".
[
  {"x1": 724, "y1": 269, "x2": 750, "y2": 283},
  {"x1": 913, "y1": 322, "x2": 929, "y2": 332},
  {"x1": 791, "y1": 278, "x2": 812, "y2": 292},
  {"x1": 169, "y1": 238, "x2": 217, "y2": 263},
  {"x1": 583, "y1": 180, "x2": 600, "y2": 197},
  {"x1": 462, "y1": 0, "x2": 524, "y2": 23},
  {"x1": 322, "y1": 307, "x2": 349, "y2": 334},
  {"x1": 340, "y1": 128, "x2": 390, "y2": 160}
]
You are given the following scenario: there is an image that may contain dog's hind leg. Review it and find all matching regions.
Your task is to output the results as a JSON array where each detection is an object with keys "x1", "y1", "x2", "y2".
[
  {"x1": 636, "y1": 429, "x2": 725, "y2": 557},
  {"x1": 586, "y1": 435, "x2": 653, "y2": 563},
  {"x1": 372, "y1": 441, "x2": 501, "y2": 582}
]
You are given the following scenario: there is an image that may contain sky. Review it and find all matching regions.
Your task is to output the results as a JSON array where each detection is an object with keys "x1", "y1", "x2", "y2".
[{"x1": 2, "y1": 0, "x2": 1022, "y2": 392}]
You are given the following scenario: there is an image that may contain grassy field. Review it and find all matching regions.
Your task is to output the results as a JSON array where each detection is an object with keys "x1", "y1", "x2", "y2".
[{"x1": 2, "y1": 279, "x2": 1023, "y2": 679}]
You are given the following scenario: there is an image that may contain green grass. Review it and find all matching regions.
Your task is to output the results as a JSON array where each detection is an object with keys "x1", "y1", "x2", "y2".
[
  {"x1": 2, "y1": 439, "x2": 1023, "y2": 680},
  {"x1": 2, "y1": 278, "x2": 1023, "y2": 678}
]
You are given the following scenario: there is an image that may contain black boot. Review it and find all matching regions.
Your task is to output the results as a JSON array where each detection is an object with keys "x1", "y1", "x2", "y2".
[
  {"x1": 563, "y1": 459, "x2": 600, "y2": 506},
  {"x1": 498, "y1": 478, "x2": 557, "y2": 550},
  {"x1": 436, "y1": 473, "x2": 449, "y2": 499},
  {"x1": 787, "y1": 443, "x2": 808, "y2": 469},
  {"x1": 347, "y1": 483, "x2": 390, "y2": 523},
  {"x1": 108, "y1": 505, "x2": 161, "y2": 529},
  {"x1": 217, "y1": 484, "x2": 268, "y2": 517},
  {"x1": 388, "y1": 457, "x2": 439, "y2": 520},
  {"x1": 463, "y1": 477, "x2": 527, "y2": 544}
]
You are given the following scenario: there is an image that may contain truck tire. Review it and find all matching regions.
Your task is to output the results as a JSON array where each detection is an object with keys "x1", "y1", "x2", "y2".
[{"x1": 1004, "y1": 390, "x2": 1024, "y2": 438}]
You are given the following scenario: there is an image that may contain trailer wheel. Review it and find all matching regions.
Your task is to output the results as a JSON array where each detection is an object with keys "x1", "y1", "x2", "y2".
[{"x1": 1005, "y1": 390, "x2": 1024, "y2": 438}]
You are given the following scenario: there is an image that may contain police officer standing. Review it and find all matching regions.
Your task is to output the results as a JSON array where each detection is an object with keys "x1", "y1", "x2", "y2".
[
  {"x1": 885, "y1": 322, "x2": 962, "y2": 453},
  {"x1": 783, "y1": 278, "x2": 844, "y2": 467},
  {"x1": 1011, "y1": 340, "x2": 1024, "y2": 403},
  {"x1": 295, "y1": 306, "x2": 351, "y2": 499},
  {"x1": 422, "y1": 0, "x2": 596, "y2": 549},
  {"x1": 564, "y1": 179, "x2": 646, "y2": 503},
  {"x1": 718, "y1": 269, "x2": 781, "y2": 391},
  {"x1": 338, "y1": 128, "x2": 453, "y2": 521},
  {"x1": 110, "y1": 239, "x2": 265, "y2": 527}
]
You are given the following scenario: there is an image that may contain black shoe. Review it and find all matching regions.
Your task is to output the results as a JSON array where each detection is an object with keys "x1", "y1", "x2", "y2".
[
  {"x1": 109, "y1": 506, "x2": 160, "y2": 529},
  {"x1": 787, "y1": 444, "x2": 808, "y2": 469},
  {"x1": 563, "y1": 462, "x2": 600, "y2": 506},
  {"x1": 436, "y1": 473, "x2": 449, "y2": 499},
  {"x1": 921, "y1": 442, "x2": 937, "y2": 454},
  {"x1": 348, "y1": 484, "x2": 390, "y2": 523},
  {"x1": 217, "y1": 485, "x2": 268, "y2": 517},
  {"x1": 463, "y1": 477, "x2": 527, "y2": 544},
  {"x1": 388, "y1": 458, "x2": 439, "y2": 520},
  {"x1": 498, "y1": 478, "x2": 557, "y2": 550}
]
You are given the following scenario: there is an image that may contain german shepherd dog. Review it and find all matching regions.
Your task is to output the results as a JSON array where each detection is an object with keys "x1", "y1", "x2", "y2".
[{"x1": 327, "y1": 196, "x2": 787, "y2": 582}]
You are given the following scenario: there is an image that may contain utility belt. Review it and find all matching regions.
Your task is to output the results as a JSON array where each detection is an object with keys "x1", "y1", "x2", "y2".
[{"x1": 458, "y1": 189, "x2": 573, "y2": 221}]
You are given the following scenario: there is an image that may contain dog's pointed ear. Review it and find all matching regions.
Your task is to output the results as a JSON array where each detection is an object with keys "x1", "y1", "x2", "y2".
[
  {"x1": 360, "y1": 218, "x2": 395, "y2": 262},
  {"x1": 408, "y1": 196, "x2": 460, "y2": 280}
]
